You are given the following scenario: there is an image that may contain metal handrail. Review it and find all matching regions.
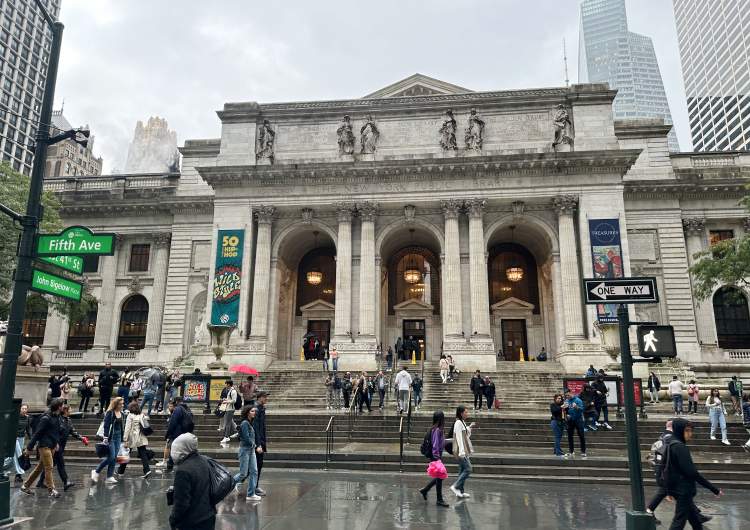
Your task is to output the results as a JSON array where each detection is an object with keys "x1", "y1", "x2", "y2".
[
  {"x1": 347, "y1": 387, "x2": 361, "y2": 440},
  {"x1": 398, "y1": 416, "x2": 405, "y2": 473},
  {"x1": 324, "y1": 415, "x2": 334, "y2": 470},
  {"x1": 406, "y1": 388, "x2": 413, "y2": 443}
]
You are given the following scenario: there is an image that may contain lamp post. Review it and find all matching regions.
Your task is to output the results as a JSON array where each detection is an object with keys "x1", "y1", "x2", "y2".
[{"x1": 0, "y1": 1, "x2": 63, "y2": 523}]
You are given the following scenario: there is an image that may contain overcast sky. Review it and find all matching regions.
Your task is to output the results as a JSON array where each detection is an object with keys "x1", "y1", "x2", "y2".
[{"x1": 54, "y1": 0, "x2": 689, "y2": 172}]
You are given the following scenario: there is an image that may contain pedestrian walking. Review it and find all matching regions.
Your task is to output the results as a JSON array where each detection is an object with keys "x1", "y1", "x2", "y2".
[
  {"x1": 357, "y1": 372, "x2": 372, "y2": 413},
  {"x1": 78, "y1": 373, "x2": 95, "y2": 413},
  {"x1": 742, "y1": 393, "x2": 750, "y2": 452},
  {"x1": 648, "y1": 371, "x2": 661, "y2": 404},
  {"x1": 220, "y1": 380, "x2": 238, "y2": 444},
  {"x1": 20, "y1": 398, "x2": 63, "y2": 498},
  {"x1": 705, "y1": 388, "x2": 730, "y2": 445},
  {"x1": 332, "y1": 372, "x2": 343, "y2": 409},
  {"x1": 394, "y1": 366, "x2": 413, "y2": 414},
  {"x1": 470, "y1": 371, "x2": 483, "y2": 410},
  {"x1": 669, "y1": 376, "x2": 685, "y2": 415},
  {"x1": 687, "y1": 380, "x2": 700, "y2": 415},
  {"x1": 550, "y1": 394, "x2": 565, "y2": 457},
  {"x1": 728, "y1": 376, "x2": 744, "y2": 416},
  {"x1": 11, "y1": 403, "x2": 31, "y2": 484},
  {"x1": 376, "y1": 371, "x2": 387, "y2": 409},
  {"x1": 141, "y1": 370, "x2": 159, "y2": 416},
  {"x1": 342, "y1": 372, "x2": 353, "y2": 409},
  {"x1": 97, "y1": 363, "x2": 119, "y2": 415},
  {"x1": 450, "y1": 406, "x2": 474, "y2": 499},
  {"x1": 158, "y1": 396, "x2": 194, "y2": 472},
  {"x1": 232, "y1": 405, "x2": 261, "y2": 502},
  {"x1": 322, "y1": 345, "x2": 330, "y2": 373},
  {"x1": 239, "y1": 376, "x2": 257, "y2": 408},
  {"x1": 483, "y1": 377, "x2": 496, "y2": 412},
  {"x1": 663, "y1": 418, "x2": 722, "y2": 530},
  {"x1": 447, "y1": 355, "x2": 456, "y2": 382},
  {"x1": 438, "y1": 355, "x2": 449, "y2": 384},
  {"x1": 169, "y1": 433, "x2": 216, "y2": 530},
  {"x1": 116, "y1": 401, "x2": 153, "y2": 479},
  {"x1": 324, "y1": 373, "x2": 334, "y2": 410},
  {"x1": 330, "y1": 346, "x2": 339, "y2": 372},
  {"x1": 386, "y1": 347, "x2": 393, "y2": 371},
  {"x1": 563, "y1": 388, "x2": 587, "y2": 458},
  {"x1": 418, "y1": 410, "x2": 449, "y2": 507},
  {"x1": 154, "y1": 369, "x2": 167, "y2": 414},
  {"x1": 592, "y1": 375, "x2": 612, "y2": 429},
  {"x1": 412, "y1": 373, "x2": 423, "y2": 410},
  {"x1": 254, "y1": 391, "x2": 269, "y2": 497},
  {"x1": 91, "y1": 396, "x2": 125, "y2": 485},
  {"x1": 37, "y1": 403, "x2": 88, "y2": 491}
]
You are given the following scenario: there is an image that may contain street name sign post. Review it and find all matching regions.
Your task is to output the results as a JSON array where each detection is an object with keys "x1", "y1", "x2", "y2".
[
  {"x1": 637, "y1": 325, "x2": 677, "y2": 358},
  {"x1": 39, "y1": 255, "x2": 83, "y2": 275},
  {"x1": 35, "y1": 225, "x2": 115, "y2": 257},
  {"x1": 583, "y1": 276, "x2": 659, "y2": 530},
  {"x1": 30, "y1": 268, "x2": 82, "y2": 302}
]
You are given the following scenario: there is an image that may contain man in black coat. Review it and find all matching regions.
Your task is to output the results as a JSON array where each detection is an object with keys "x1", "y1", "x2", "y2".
[
  {"x1": 97, "y1": 362, "x2": 119, "y2": 415},
  {"x1": 20, "y1": 398, "x2": 63, "y2": 497},
  {"x1": 169, "y1": 433, "x2": 215, "y2": 530},
  {"x1": 470, "y1": 371, "x2": 483, "y2": 411},
  {"x1": 162, "y1": 397, "x2": 193, "y2": 472},
  {"x1": 254, "y1": 391, "x2": 269, "y2": 496}
]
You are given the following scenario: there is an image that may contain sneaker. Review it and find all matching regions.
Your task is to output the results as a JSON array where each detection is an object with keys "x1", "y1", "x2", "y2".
[
  {"x1": 721, "y1": 439, "x2": 731, "y2": 446},
  {"x1": 63, "y1": 482, "x2": 75, "y2": 491},
  {"x1": 580, "y1": 453, "x2": 588, "y2": 459},
  {"x1": 155, "y1": 460, "x2": 166, "y2": 468},
  {"x1": 90, "y1": 470, "x2": 99, "y2": 483},
  {"x1": 48, "y1": 489, "x2": 61, "y2": 498},
  {"x1": 246, "y1": 494, "x2": 262, "y2": 501},
  {"x1": 565, "y1": 452, "x2": 574, "y2": 459},
  {"x1": 604, "y1": 423, "x2": 613, "y2": 430},
  {"x1": 436, "y1": 500, "x2": 449, "y2": 507},
  {"x1": 105, "y1": 477, "x2": 118, "y2": 485},
  {"x1": 229, "y1": 433, "x2": 239, "y2": 439},
  {"x1": 450, "y1": 484, "x2": 461, "y2": 497},
  {"x1": 461, "y1": 492, "x2": 471, "y2": 498},
  {"x1": 255, "y1": 487, "x2": 266, "y2": 496},
  {"x1": 220, "y1": 437, "x2": 230, "y2": 444},
  {"x1": 698, "y1": 514, "x2": 712, "y2": 523},
  {"x1": 142, "y1": 471, "x2": 152, "y2": 479},
  {"x1": 710, "y1": 435, "x2": 716, "y2": 441},
  {"x1": 19, "y1": 485, "x2": 33, "y2": 496}
]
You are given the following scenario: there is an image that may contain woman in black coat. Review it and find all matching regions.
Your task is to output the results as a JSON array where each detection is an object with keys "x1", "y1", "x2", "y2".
[{"x1": 483, "y1": 377, "x2": 496, "y2": 411}]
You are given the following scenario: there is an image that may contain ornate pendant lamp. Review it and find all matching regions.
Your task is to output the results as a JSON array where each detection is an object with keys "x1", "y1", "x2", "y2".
[
  {"x1": 505, "y1": 225, "x2": 524, "y2": 283},
  {"x1": 306, "y1": 231, "x2": 324, "y2": 286},
  {"x1": 403, "y1": 229, "x2": 422, "y2": 284}
]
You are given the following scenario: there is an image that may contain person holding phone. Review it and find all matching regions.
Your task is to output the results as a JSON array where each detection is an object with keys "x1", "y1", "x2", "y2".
[
  {"x1": 563, "y1": 388, "x2": 587, "y2": 458},
  {"x1": 450, "y1": 406, "x2": 475, "y2": 498}
]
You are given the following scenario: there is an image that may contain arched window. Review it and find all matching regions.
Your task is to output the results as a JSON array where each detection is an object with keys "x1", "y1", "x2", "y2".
[
  {"x1": 66, "y1": 303, "x2": 98, "y2": 350},
  {"x1": 488, "y1": 243, "x2": 540, "y2": 314},
  {"x1": 387, "y1": 246, "x2": 441, "y2": 315},
  {"x1": 22, "y1": 295, "x2": 48, "y2": 347},
  {"x1": 713, "y1": 287, "x2": 750, "y2": 349},
  {"x1": 117, "y1": 295, "x2": 149, "y2": 350},
  {"x1": 295, "y1": 248, "x2": 336, "y2": 315}
]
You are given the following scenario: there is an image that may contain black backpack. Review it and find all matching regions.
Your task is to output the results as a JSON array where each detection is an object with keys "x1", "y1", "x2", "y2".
[
  {"x1": 651, "y1": 435, "x2": 674, "y2": 487},
  {"x1": 180, "y1": 405, "x2": 195, "y2": 434},
  {"x1": 234, "y1": 389, "x2": 242, "y2": 410},
  {"x1": 420, "y1": 430, "x2": 433, "y2": 459}
]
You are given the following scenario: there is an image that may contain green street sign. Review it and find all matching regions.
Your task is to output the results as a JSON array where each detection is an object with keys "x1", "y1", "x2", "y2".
[
  {"x1": 39, "y1": 255, "x2": 84, "y2": 275},
  {"x1": 30, "y1": 269, "x2": 82, "y2": 302},
  {"x1": 36, "y1": 225, "x2": 115, "y2": 257}
]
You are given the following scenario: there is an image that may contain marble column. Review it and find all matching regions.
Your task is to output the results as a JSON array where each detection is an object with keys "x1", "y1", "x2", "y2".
[
  {"x1": 441, "y1": 199, "x2": 463, "y2": 337},
  {"x1": 553, "y1": 196, "x2": 585, "y2": 339},
  {"x1": 93, "y1": 235, "x2": 122, "y2": 349},
  {"x1": 145, "y1": 233, "x2": 171, "y2": 348},
  {"x1": 683, "y1": 217, "x2": 716, "y2": 346},
  {"x1": 334, "y1": 204, "x2": 353, "y2": 338},
  {"x1": 358, "y1": 202, "x2": 377, "y2": 338},
  {"x1": 250, "y1": 206, "x2": 275, "y2": 337},
  {"x1": 266, "y1": 258, "x2": 280, "y2": 353},
  {"x1": 42, "y1": 310, "x2": 67, "y2": 351},
  {"x1": 551, "y1": 253, "x2": 566, "y2": 351},
  {"x1": 467, "y1": 199, "x2": 491, "y2": 336}
]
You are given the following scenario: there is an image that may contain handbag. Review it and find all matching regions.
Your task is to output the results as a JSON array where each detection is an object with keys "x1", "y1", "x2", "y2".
[
  {"x1": 493, "y1": 397, "x2": 501, "y2": 409},
  {"x1": 95, "y1": 442, "x2": 109, "y2": 458},
  {"x1": 140, "y1": 415, "x2": 154, "y2": 436}
]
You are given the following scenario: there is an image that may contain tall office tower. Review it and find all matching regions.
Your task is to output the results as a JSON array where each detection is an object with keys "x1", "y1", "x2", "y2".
[
  {"x1": 673, "y1": 0, "x2": 750, "y2": 152},
  {"x1": 0, "y1": 0, "x2": 62, "y2": 175},
  {"x1": 44, "y1": 109, "x2": 103, "y2": 177},
  {"x1": 579, "y1": 0, "x2": 680, "y2": 151}
]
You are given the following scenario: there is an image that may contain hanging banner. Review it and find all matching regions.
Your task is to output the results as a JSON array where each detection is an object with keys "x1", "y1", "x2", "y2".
[
  {"x1": 210, "y1": 229, "x2": 244, "y2": 326},
  {"x1": 588, "y1": 219, "x2": 624, "y2": 323}
]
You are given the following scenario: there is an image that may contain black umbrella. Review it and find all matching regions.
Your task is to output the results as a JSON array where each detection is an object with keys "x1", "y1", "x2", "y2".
[{"x1": 303, "y1": 331, "x2": 317, "y2": 339}]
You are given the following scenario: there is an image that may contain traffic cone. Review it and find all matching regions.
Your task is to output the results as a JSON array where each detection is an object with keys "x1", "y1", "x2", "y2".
[
  {"x1": 300, "y1": 347, "x2": 305, "y2": 361},
  {"x1": 519, "y1": 347, "x2": 525, "y2": 362},
  {"x1": 411, "y1": 350, "x2": 417, "y2": 365}
]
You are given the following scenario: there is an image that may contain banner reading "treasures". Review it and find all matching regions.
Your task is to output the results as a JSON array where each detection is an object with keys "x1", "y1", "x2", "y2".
[
  {"x1": 210, "y1": 229, "x2": 244, "y2": 326},
  {"x1": 588, "y1": 219, "x2": 624, "y2": 323}
]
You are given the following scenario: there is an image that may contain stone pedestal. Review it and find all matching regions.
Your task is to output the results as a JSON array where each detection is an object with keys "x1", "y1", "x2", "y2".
[
  {"x1": 2, "y1": 364, "x2": 51, "y2": 412},
  {"x1": 556, "y1": 340, "x2": 610, "y2": 374},
  {"x1": 443, "y1": 339, "x2": 496, "y2": 372}
]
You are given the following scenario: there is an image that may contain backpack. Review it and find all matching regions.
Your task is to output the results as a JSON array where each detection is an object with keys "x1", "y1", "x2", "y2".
[
  {"x1": 650, "y1": 435, "x2": 674, "y2": 487},
  {"x1": 179, "y1": 405, "x2": 195, "y2": 434},
  {"x1": 343, "y1": 380, "x2": 352, "y2": 392},
  {"x1": 233, "y1": 389, "x2": 242, "y2": 410},
  {"x1": 333, "y1": 376, "x2": 342, "y2": 390},
  {"x1": 420, "y1": 430, "x2": 433, "y2": 459},
  {"x1": 204, "y1": 456, "x2": 234, "y2": 505}
]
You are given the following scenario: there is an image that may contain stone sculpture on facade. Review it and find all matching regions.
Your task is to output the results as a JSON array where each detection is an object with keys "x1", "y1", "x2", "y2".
[
  {"x1": 552, "y1": 104, "x2": 574, "y2": 151},
  {"x1": 360, "y1": 115, "x2": 380, "y2": 154},
  {"x1": 256, "y1": 119, "x2": 276, "y2": 163},
  {"x1": 337, "y1": 115, "x2": 356, "y2": 155},
  {"x1": 464, "y1": 108, "x2": 485, "y2": 151},
  {"x1": 439, "y1": 110, "x2": 458, "y2": 151}
]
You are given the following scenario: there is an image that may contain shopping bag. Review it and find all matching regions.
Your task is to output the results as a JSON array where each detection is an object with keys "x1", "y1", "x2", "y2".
[
  {"x1": 493, "y1": 398, "x2": 501, "y2": 409},
  {"x1": 96, "y1": 421, "x2": 105, "y2": 438},
  {"x1": 427, "y1": 459, "x2": 448, "y2": 479},
  {"x1": 116, "y1": 445, "x2": 130, "y2": 465}
]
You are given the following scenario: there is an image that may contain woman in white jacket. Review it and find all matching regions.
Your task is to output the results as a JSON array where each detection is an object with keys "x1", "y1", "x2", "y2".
[
  {"x1": 450, "y1": 406, "x2": 475, "y2": 499},
  {"x1": 117, "y1": 401, "x2": 153, "y2": 478},
  {"x1": 705, "y1": 388, "x2": 730, "y2": 446}
]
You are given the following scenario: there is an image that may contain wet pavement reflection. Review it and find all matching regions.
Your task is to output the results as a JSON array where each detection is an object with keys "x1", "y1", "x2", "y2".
[{"x1": 5, "y1": 467, "x2": 749, "y2": 529}]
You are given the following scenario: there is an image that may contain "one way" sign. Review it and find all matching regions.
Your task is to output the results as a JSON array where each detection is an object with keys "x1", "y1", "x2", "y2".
[{"x1": 583, "y1": 277, "x2": 659, "y2": 305}]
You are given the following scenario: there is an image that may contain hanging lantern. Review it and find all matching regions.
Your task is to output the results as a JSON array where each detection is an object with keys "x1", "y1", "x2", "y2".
[
  {"x1": 403, "y1": 230, "x2": 422, "y2": 284},
  {"x1": 505, "y1": 267, "x2": 524, "y2": 282},
  {"x1": 306, "y1": 269, "x2": 323, "y2": 285}
]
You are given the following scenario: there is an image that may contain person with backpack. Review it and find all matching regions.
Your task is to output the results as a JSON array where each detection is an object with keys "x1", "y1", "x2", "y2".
[
  {"x1": 220, "y1": 380, "x2": 239, "y2": 444},
  {"x1": 412, "y1": 374, "x2": 423, "y2": 411},
  {"x1": 116, "y1": 401, "x2": 153, "y2": 479},
  {"x1": 159, "y1": 396, "x2": 194, "y2": 473},
  {"x1": 169, "y1": 432, "x2": 216, "y2": 530},
  {"x1": 705, "y1": 388, "x2": 730, "y2": 445},
  {"x1": 563, "y1": 388, "x2": 586, "y2": 458},
  {"x1": 97, "y1": 363, "x2": 120, "y2": 415},
  {"x1": 728, "y1": 376, "x2": 744, "y2": 416},
  {"x1": 687, "y1": 380, "x2": 700, "y2": 415},
  {"x1": 20, "y1": 398, "x2": 63, "y2": 498},
  {"x1": 663, "y1": 418, "x2": 722, "y2": 530},
  {"x1": 232, "y1": 405, "x2": 261, "y2": 502},
  {"x1": 742, "y1": 393, "x2": 750, "y2": 452},
  {"x1": 470, "y1": 371, "x2": 483, "y2": 411},
  {"x1": 450, "y1": 406, "x2": 475, "y2": 499},
  {"x1": 418, "y1": 410, "x2": 449, "y2": 507},
  {"x1": 648, "y1": 371, "x2": 662, "y2": 404},
  {"x1": 342, "y1": 372, "x2": 353, "y2": 409},
  {"x1": 646, "y1": 420, "x2": 674, "y2": 524},
  {"x1": 11, "y1": 403, "x2": 32, "y2": 484}
]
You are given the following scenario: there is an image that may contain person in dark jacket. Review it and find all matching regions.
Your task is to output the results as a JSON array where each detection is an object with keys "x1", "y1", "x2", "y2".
[
  {"x1": 664, "y1": 418, "x2": 722, "y2": 530},
  {"x1": 470, "y1": 371, "x2": 483, "y2": 410},
  {"x1": 580, "y1": 384, "x2": 598, "y2": 432},
  {"x1": 563, "y1": 388, "x2": 586, "y2": 458},
  {"x1": 161, "y1": 397, "x2": 193, "y2": 472},
  {"x1": 649, "y1": 371, "x2": 661, "y2": 404},
  {"x1": 550, "y1": 394, "x2": 565, "y2": 457},
  {"x1": 37, "y1": 403, "x2": 88, "y2": 491},
  {"x1": 743, "y1": 393, "x2": 750, "y2": 452},
  {"x1": 418, "y1": 410, "x2": 449, "y2": 507},
  {"x1": 169, "y1": 433, "x2": 216, "y2": 530},
  {"x1": 483, "y1": 376, "x2": 496, "y2": 411},
  {"x1": 592, "y1": 376, "x2": 612, "y2": 430},
  {"x1": 12, "y1": 403, "x2": 32, "y2": 483},
  {"x1": 253, "y1": 392, "x2": 268, "y2": 496},
  {"x1": 20, "y1": 398, "x2": 63, "y2": 497},
  {"x1": 97, "y1": 363, "x2": 119, "y2": 415}
]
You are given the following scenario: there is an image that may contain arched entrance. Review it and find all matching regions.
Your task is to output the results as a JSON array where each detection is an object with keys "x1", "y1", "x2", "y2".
[{"x1": 713, "y1": 287, "x2": 750, "y2": 349}]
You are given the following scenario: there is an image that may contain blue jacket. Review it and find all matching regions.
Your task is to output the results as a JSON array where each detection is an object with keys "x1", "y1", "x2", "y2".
[
  {"x1": 565, "y1": 397, "x2": 584, "y2": 421},
  {"x1": 743, "y1": 401, "x2": 750, "y2": 425},
  {"x1": 166, "y1": 404, "x2": 189, "y2": 441},
  {"x1": 239, "y1": 420, "x2": 256, "y2": 449}
]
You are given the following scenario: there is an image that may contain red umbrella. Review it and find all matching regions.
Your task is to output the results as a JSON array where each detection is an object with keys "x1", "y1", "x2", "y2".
[{"x1": 230, "y1": 365, "x2": 259, "y2": 376}]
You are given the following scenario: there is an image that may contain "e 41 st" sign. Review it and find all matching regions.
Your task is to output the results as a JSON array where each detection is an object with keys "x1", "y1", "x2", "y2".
[{"x1": 35, "y1": 226, "x2": 115, "y2": 257}]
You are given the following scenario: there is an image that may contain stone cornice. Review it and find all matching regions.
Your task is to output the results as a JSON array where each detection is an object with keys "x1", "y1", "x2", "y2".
[
  {"x1": 57, "y1": 196, "x2": 214, "y2": 216},
  {"x1": 179, "y1": 139, "x2": 221, "y2": 158},
  {"x1": 614, "y1": 120, "x2": 673, "y2": 139},
  {"x1": 197, "y1": 150, "x2": 642, "y2": 189},
  {"x1": 624, "y1": 176, "x2": 750, "y2": 200}
]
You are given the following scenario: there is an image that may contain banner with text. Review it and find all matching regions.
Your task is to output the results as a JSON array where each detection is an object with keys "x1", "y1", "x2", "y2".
[
  {"x1": 589, "y1": 219, "x2": 624, "y2": 323},
  {"x1": 210, "y1": 229, "x2": 244, "y2": 326}
]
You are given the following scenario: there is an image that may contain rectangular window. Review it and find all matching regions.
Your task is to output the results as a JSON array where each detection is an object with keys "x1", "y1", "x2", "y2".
[
  {"x1": 709, "y1": 230, "x2": 734, "y2": 246},
  {"x1": 82, "y1": 254, "x2": 99, "y2": 273},
  {"x1": 128, "y1": 243, "x2": 150, "y2": 272}
]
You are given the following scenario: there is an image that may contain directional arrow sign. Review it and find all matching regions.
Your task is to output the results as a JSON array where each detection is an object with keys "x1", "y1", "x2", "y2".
[
  {"x1": 583, "y1": 277, "x2": 659, "y2": 304},
  {"x1": 36, "y1": 226, "x2": 115, "y2": 257},
  {"x1": 30, "y1": 269, "x2": 82, "y2": 302},
  {"x1": 39, "y1": 255, "x2": 84, "y2": 275}
]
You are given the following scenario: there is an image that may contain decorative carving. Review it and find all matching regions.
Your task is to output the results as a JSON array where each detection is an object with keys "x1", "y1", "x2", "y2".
[
  {"x1": 360, "y1": 115, "x2": 380, "y2": 154},
  {"x1": 439, "y1": 110, "x2": 458, "y2": 151},
  {"x1": 512, "y1": 200, "x2": 525, "y2": 216},
  {"x1": 404, "y1": 204, "x2": 416, "y2": 223},
  {"x1": 128, "y1": 276, "x2": 143, "y2": 293},
  {"x1": 552, "y1": 104, "x2": 574, "y2": 151},
  {"x1": 301, "y1": 207, "x2": 314, "y2": 224},
  {"x1": 256, "y1": 119, "x2": 275, "y2": 163},
  {"x1": 441, "y1": 199, "x2": 462, "y2": 219},
  {"x1": 552, "y1": 195, "x2": 578, "y2": 216},
  {"x1": 334, "y1": 203, "x2": 354, "y2": 223},
  {"x1": 115, "y1": 233, "x2": 125, "y2": 250},
  {"x1": 466, "y1": 198, "x2": 486, "y2": 218},
  {"x1": 464, "y1": 108, "x2": 485, "y2": 151},
  {"x1": 742, "y1": 217, "x2": 750, "y2": 233},
  {"x1": 336, "y1": 115, "x2": 355, "y2": 155},
  {"x1": 682, "y1": 217, "x2": 706, "y2": 234},
  {"x1": 153, "y1": 232, "x2": 171, "y2": 248},
  {"x1": 255, "y1": 205, "x2": 276, "y2": 225},
  {"x1": 357, "y1": 201, "x2": 378, "y2": 222}
]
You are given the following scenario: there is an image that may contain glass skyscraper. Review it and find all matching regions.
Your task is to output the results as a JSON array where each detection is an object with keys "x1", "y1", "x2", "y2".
[
  {"x1": 579, "y1": 0, "x2": 680, "y2": 151},
  {"x1": 673, "y1": 0, "x2": 750, "y2": 152}
]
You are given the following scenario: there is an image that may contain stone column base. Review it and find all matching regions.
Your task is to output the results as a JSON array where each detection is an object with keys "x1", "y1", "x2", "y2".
[
  {"x1": 0, "y1": 364, "x2": 51, "y2": 412},
  {"x1": 329, "y1": 340, "x2": 377, "y2": 371},
  {"x1": 556, "y1": 340, "x2": 612, "y2": 374},
  {"x1": 442, "y1": 339, "x2": 496, "y2": 372}
]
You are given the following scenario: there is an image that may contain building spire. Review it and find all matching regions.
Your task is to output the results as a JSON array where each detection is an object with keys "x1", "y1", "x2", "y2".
[{"x1": 563, "y1": 38, "x2": 570, "y2": 88}]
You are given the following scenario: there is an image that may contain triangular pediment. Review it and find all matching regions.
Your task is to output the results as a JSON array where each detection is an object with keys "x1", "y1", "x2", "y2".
[
  {"x1": 364, "y1": 73, "x2": 472, "y2": 99},
  {"x1": 299, "y1": 299, "x2": 335, "y2": 312},
  {"x1": 393, "y1": 298, "x2": 434, "y2": 311},
  {"x1": 491, "y1": 297, "x2": 535, "y2": 311}
]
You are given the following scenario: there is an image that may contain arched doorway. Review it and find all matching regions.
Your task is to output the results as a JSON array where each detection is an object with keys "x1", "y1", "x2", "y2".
[
  {"x1": 22, "y1": 295, "x2": 48, "y2": 347},
  {"x1": 67, "y1": 303, "x2": 98, "y2": 350},
  {"x1": 117, "y1": 295, "x2": 149, "y2": 350},
  {"x1": 713, "y1": 287, "x2": 750, "y2": 349}
]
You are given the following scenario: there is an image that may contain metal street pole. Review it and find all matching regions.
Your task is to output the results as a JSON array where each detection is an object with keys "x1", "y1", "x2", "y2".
[
  {"x1": 0, "y1": 13, "x2": 63, "y2": 524},
  {"x1": 618, "y1": 304, "x2": 656, "y2": 530}
]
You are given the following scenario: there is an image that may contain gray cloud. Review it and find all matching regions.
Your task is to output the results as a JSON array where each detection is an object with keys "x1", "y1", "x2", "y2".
[{"x1": 54, "y1": 0, "x2": 690, "y2": 172}]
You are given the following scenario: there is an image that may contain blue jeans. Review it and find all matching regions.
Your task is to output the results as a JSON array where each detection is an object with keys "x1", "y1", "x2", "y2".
[
  {"x1": 708, "y1": 408, "x2": 728, "y2": 440},
  {"x1": 413, "y1": 389, "x2": 422, "y2": 407},
  {"x1": 96, "y1": 434, "x2": 122, "y2": 478},
  {"x1": 117, "y1": 386, "x2": 131, "y2": 407},
  {"x1": 233, "y1": 446, "x2": 258, "y2": 496},
  {"x1": 141, "y1": 392, "x2": 156, "y2": 415},
  {"x1": 550, "y1": 420, "x2": 564, "y2": 455},
  {"x1": 672, "y1": 394, "x2": 683, "y2": 413},
  {"x1": 323, "y1": 359, "x2": 329, "y2": 372},
  {"x1": 332, "y1": 358, "x2": 338, "y2": 372},
  {"x1": 453, "y1": 457, "x2": 472, "y2": 492}
]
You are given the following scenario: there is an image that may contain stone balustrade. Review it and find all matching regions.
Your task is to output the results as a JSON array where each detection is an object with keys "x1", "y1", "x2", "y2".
[{"x1": 43, "y1": 173, "x2": 179, "y2": 194}]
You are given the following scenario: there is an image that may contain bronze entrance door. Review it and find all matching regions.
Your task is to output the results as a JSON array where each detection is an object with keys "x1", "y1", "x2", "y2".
[
  {"x1": 501, "y1": 319, "x2": 528, "y2": 361},
  {"x1": 402, "y1": 319, "x2": 426, "y2": 360}
]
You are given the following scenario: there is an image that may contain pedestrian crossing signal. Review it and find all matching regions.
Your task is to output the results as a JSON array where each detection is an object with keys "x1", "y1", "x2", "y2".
[{"x1": 636, "y1": 325, "x2": 677, "y2": 358}]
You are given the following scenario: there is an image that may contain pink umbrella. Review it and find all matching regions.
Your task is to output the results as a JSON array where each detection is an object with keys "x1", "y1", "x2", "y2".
[{"x1": 230, "y1": 365, "x2": 259, "y2": 376}]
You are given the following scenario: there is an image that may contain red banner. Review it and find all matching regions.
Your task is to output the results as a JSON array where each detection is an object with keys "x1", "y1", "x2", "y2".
[{"x1": 619, "y1": 378, "x2": 643, "y2": 407}]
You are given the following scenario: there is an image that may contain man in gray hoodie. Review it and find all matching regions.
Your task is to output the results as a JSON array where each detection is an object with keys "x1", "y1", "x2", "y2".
[{"x1": 169, "y1": 433, "x2": 216, "y2": 530}]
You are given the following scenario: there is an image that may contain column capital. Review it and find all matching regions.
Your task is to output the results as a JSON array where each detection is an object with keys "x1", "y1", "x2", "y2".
[
  {"x1": 466, "y1": 198, "x2": 486, "y2": 219},
  {"x1": 255, "y1": 205, "x2": 276, "y2": 225},
  {"x1": 441, "y1": 199, "x2": 462, "y2": 219},
  {"x1": 334, "y1": 202, "x2": 355, "y2": 223},
  {"x1": 682, "y1": 217, "x2": 705, "y2": 234},
  {"x1": 152, "y1": 232, "x2": 172, "y2": 249},
  {"x1": 301, "y1": 207, "x2": 314, "y2": 224},
  {"x1": 357, "y1": 201, "x2": 379, "y2": 222},
  {"x1": 552, "y1": 195, "x2": 578, "y2": 216}
]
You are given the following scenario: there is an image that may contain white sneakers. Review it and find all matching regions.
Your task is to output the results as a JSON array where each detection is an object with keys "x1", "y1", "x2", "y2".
[
  {"x1": 710, "y1": 435, "x2": 717, "y2": 440},
  {"x1": 449, "y1": 484, "x2": 469, "y2": 498},
  {"x1": 105, "y1": 477, "x2": 118, "y2": 485},
  {"x1": 155, "y1": 460, "x2": 166, "y2": 468},
  {"x1": 721, "y1": 439, "x2": 731, "y2": 446},
  {"x1": 90, "y1": 470, "x2": 99, "y2": 483},
  {"x1": 220, "y1": 437, "x2": 230, "y2": 444},
  {"x1": 246, "y1": 494, "x2": 262, "y2": 501}
]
